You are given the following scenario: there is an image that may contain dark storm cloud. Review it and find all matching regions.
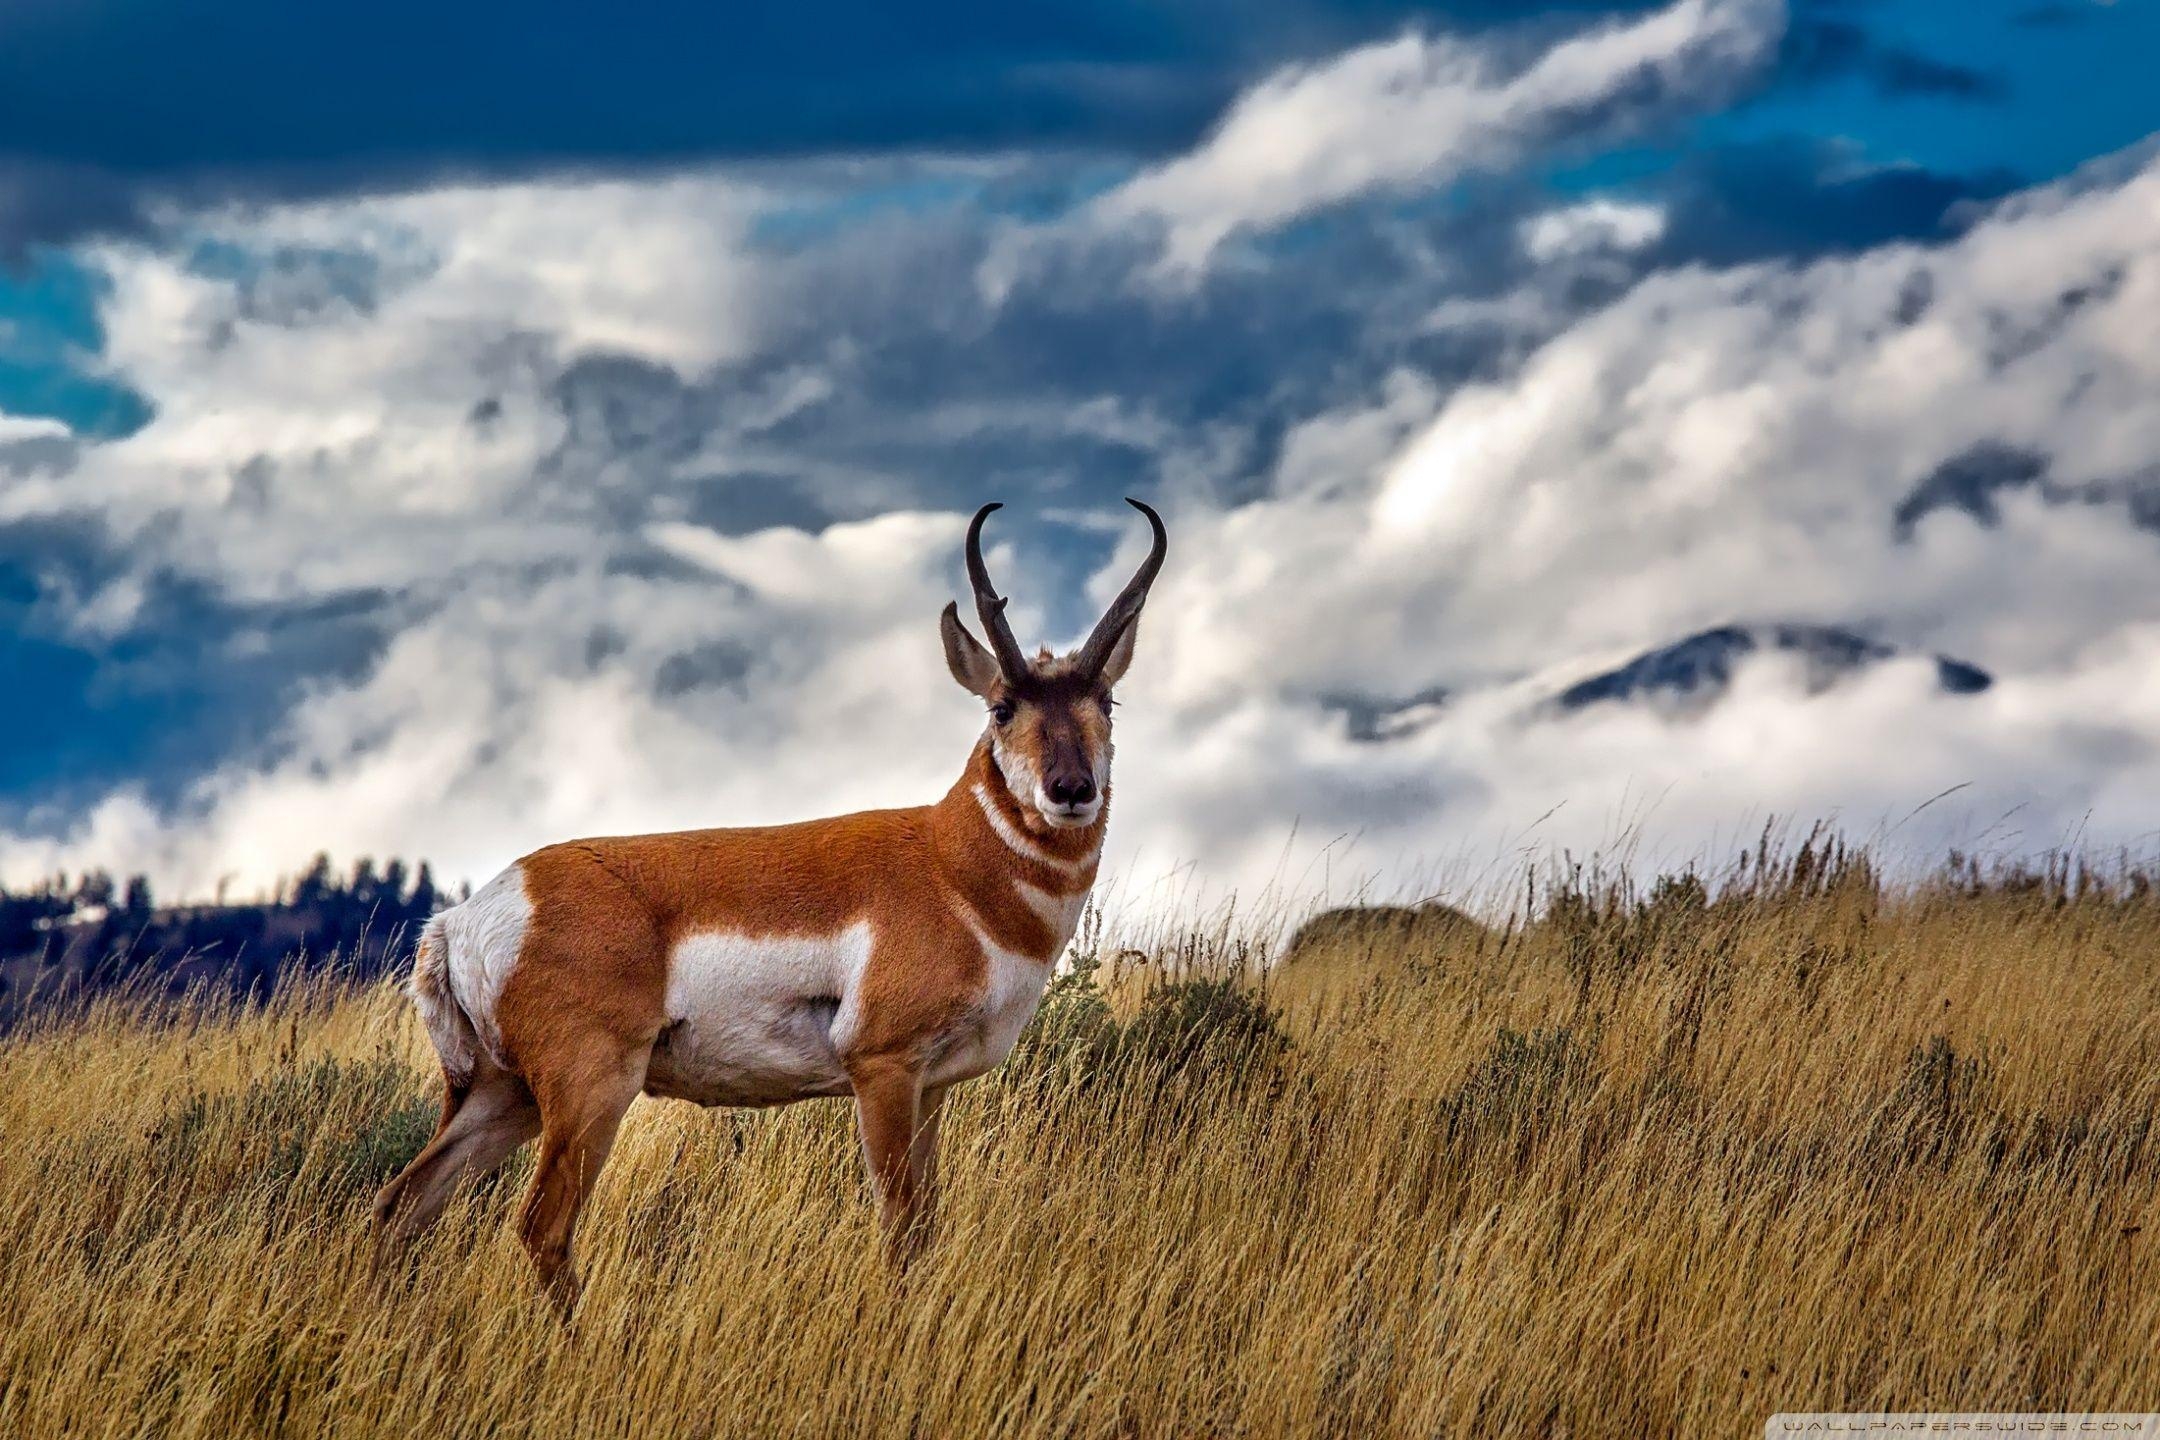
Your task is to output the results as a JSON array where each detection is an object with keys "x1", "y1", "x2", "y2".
[
  {"x1": 0, "y1": 0, "x2": 1670, "y2": 248},
  {"x1": 0, "y1": 0, "x2": 2039, "y2": 261},
  {"x1": 1778, "y1": 18, "x2": 2009, "y2": 102},
  {"x1": 0, "y1": 160, "x2": 155, "y2": 259},
  {"x1": 7, "y1": 0, "x2": 2160, "y2": 901},
  {"x1": 1652, "y1": 138, "x2": 2021, "y2": 262},
  {"x1": 550, "y1": 166, "x2": 1579, "y2": 534},
  {"x1": 520, "y1": 130, "x2": 2012, "y2": 562},
  {"x1": 0, "y1": 0, "x2": 2027, "y2": 822}
]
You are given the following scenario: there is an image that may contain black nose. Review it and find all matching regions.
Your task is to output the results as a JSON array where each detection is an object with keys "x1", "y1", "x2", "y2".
[{"x1": 1047, "y1": 774, "x2": 1096, "y2": 807}]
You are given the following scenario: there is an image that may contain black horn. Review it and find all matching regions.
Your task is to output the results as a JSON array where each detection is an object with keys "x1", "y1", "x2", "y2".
[
  {"x1": 1076, "y1": 498, "x2": 1168, "y2": 679},
  {"x1": 964, "y1": 503, "x2": 1032, "y2": 680}
]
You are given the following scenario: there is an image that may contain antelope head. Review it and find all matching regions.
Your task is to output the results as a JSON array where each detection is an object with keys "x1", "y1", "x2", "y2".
[{"x1": 940, "y1": 499, "x2": 1168, "y2": 833}]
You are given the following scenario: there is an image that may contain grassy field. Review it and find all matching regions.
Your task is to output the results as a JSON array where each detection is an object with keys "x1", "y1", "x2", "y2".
[{"x1": 3, "y1": 841, "x2": 2157, "y2": 1436}]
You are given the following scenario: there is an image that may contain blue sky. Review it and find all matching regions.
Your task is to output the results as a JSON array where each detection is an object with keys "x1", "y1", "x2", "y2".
[
  {"x1": 1721, "y1": 0, "x2": 2160, "y2": 177},
  {"x1": 3, "y1": 0, "x2": 2159, "y2": 901}
]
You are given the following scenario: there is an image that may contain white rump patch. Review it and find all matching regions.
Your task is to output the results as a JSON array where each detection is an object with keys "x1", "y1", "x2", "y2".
[
  {"x1": 438, "y1": 862, "x2": 535, "y2": 1069},
  {"x1": 407, "y1": 911, "x2": 476, "y2": 1084}
]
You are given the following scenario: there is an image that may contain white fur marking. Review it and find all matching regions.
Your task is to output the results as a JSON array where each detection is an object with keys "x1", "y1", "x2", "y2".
[
  {"x1": 407, "y1": 911, "x2": 475, "y2": 1084},
  {"x1": 989, "y1": 731, "x2": 1045, "y2": 818},
  {"x1": 1015, "y1": 878, "x2": 1089, "y2": 957},
  {"x1": 650, "y1": 922, "x2": 875, "y2": 1107},
  {"x1": 972, "y1": 782, "x2": 1087, "y2": 874},
  {"x1": 928, "y1": 920, "x2": 1054, "y2": 1087},
  {"x1": 439, "y1": 862, "x2": 535, "y2": 1070}
]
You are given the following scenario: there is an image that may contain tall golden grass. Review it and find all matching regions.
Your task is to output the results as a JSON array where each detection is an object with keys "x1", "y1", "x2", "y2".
[{"x1": 3, "y1": 842, "x2": 2157, "y2": 1436}]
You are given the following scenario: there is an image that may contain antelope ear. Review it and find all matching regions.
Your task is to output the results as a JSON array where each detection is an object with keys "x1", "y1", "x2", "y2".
[
  {"x1": 941, "y1": 602, "x2": 1001, "y2": 697},
  {"x1": 1095, "y1": 614, "x2": 1141, "y2": 688}
]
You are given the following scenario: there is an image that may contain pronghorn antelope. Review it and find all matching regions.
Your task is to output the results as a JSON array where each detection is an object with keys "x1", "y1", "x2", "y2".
[{"x1": 373, "y1": 500, "x2": 1166, "y2": 1306}]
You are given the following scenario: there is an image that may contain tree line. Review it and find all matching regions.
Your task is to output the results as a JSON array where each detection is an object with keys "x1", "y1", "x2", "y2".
[{"x1": 0, "y1": 854, "x2": 462, "y2": 1023}]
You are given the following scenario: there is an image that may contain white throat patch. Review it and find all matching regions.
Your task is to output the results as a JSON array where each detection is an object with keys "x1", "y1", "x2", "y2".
[{"x1": 972, "y1": 782, "x2": 1094, "y2": 875}]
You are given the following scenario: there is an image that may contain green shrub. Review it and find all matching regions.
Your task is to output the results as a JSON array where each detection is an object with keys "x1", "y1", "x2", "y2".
[
  {"x1": 1119, "y1": 975, "x2": 1287, "y2": 1078},
  {"x1": 1009, "y1": 957, "x2": 1290, "y2": 1087},
  {"x1": 1013, "y1": 954, "x2": 1120, "y2": 1071},
  {"x1": 154, "y1": 1055, "x2": 437, "y2": 1208}
]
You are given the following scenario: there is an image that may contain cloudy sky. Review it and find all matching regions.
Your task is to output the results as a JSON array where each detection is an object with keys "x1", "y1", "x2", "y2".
[{"x1": 3, "y1": 0, "x2": 2158, "y2": 910}]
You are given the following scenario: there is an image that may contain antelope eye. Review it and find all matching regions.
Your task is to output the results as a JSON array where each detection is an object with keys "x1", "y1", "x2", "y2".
[{"x1": 991, "y1": 700, "x2": 1016, "y2": 726}]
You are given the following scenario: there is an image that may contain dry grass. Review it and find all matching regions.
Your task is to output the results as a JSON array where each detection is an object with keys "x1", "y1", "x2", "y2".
[{"x1": 3, "y1": 845, "x2": 2158, "y2": 1437}]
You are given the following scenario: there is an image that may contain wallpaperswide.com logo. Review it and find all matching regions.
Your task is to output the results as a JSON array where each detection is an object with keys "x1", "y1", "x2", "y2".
[{"x1": 1769, "y1": 1417, "x2": 2157, "y2": 1435}]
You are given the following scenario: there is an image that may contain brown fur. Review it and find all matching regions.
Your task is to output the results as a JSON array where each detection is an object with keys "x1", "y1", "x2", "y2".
[
  {"x1": 377, "y1": 725, "x2": 1111, "y2": 1304},
  {"x1": 494, "y1": 736, "x2": 1103, "y2": 1066},
  {"x1": 376, "y1": 502, "x2": 1159, "y2": 1306}
]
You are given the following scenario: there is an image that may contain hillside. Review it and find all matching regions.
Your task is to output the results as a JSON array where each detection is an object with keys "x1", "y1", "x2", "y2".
[{"x1": 2, "y1": 843, "x2": 2156, "y2": 1435}]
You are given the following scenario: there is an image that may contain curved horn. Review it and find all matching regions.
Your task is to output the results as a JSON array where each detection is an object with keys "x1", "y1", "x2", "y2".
[
  {"x1": 964, "y1": 502, "x2": 1031, "y2": 680},
  {"x1": 1076, "y1": 497, "x2": 1168, "y2": 679}
]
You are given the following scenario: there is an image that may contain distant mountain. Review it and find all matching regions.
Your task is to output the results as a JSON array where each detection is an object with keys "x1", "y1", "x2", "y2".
[
  {"x1": 1321, "y1": 623, "x2": 1990, "y2": 745},
  {"x1": 1321, "y1": 686, "x2": 1450, "y2": 742},
  {"x1": 1555, "y1": 624, "x2": 1991, "y2": 712}
]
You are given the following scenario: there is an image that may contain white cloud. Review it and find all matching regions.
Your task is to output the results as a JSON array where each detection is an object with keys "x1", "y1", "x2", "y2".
[
  {"x1": 8, "y1": 124, "x2": 2160, "y2": 924},
  {"x1": 0, "y1": 177, "x2": 769, "y2": 625},
  {"x1": 0, "y1": 413, "x2": 70, "y2": 443},
  {"x1": 1105, "y1": 146, "x2": 2160, "y2": 899},
  {"x1": 1520, "y1": 198, "x2": 1668, "y2": 262},
  {"x1": 1087, "y1": 0, "x2": 1778, "y2": 278},
  {"x1": 0, "y1": 513, "x2": 985, "y2": 899}
]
